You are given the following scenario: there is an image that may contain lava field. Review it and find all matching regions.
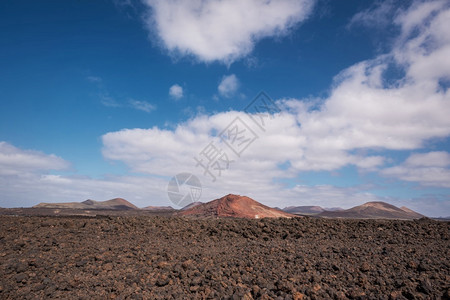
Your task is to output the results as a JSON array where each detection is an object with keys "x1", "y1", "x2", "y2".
[{"x1": 0, "y1": 216, "x2": 449, "y2": 299}]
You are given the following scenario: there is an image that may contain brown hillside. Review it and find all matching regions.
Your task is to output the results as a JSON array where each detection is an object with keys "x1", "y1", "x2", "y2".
[
  {"x1": 33, "y1": 198, "x2": 138, "y2": 210},
  {"x1": 319, "y1": 201, "x2": 424, "y2": 219},
  {"x1": 179, "y1": 194, "x2": 296, "y2": 219}
]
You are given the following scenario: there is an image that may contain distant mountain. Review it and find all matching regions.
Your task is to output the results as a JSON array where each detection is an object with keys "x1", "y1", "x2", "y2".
[
  {"x1": 283, "y1": 206, "x2": 324, "y2": 215},
  {"x1": 142, "y1": 205, "x2": 175, "y2": 211},
  {"x1": 318, "y1": 201, "x2": 425, "y2": 219},
  {"x1": 179, "y1": 194, "x2": 296, "y2": 219},
  {"x1": 181, "y1": 201, "x2": 203, "y2": 211},
  {"x1": 323, "y1": 207, "x2": 345, "y2": 212},
  {"x1": 33, "y1": 198, "x2": 138, "y2": 210}
]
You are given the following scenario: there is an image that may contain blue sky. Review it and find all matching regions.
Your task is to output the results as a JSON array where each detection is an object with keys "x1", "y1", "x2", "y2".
[{"x1": 0, "y1": 0, "x2": 449, "y2": 217}]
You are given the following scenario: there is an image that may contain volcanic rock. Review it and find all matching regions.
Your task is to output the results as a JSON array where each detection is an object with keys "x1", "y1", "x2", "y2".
[{"x1": 0, "y1": 215, "x2": 448, "y2": 299}]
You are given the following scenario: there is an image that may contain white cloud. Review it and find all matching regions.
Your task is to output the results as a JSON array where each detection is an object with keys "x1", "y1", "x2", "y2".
[
  {"x1": 169, "y1": 84, "x2": 183, "y2": 99},
  {"x1": 0, "y1": 142, "x2": 70, "y2": 176},
  {"x1": 0, "y1": 143, "x2": 166, "y2": 208},
  {"x1": 381, "y1": 152, "x2": 450, "y2": 188},
  {"x1": 128, "y1": 99, "x2": 156, "y2": 112},
  {"x1": 100, "y1": 94, "x2": 120, "y2": 108},
  {"x1": 142, "y1": 0, "x2": 315, "y2": 63},
  {"x1": 348, "y1": 0, "x2": 398, "y2": 29},
  {"x1": 291, "y1": 0, "x2": 450, "y2": 155},
  {"x1": 87, "y1": 76, "x2": 121, "y2": 107},
  {"x1": 0, "y1": 172, "x2": 168, "y2": 209},
  {"x1": 86, "y1": 76, "x2": 102, "y2": 83},
  {"x1": 394, "y1": 0, "x2": 447, "y2": 40},
  {"x1": 404, "y1": 151, "x2": 450, "y2": 167},
  {"x1": 218, "y1": 74, "x2": 239, "y2": 98},
  {"x1": 100, "y1": 109, "x2": 388, "y2": 186}
]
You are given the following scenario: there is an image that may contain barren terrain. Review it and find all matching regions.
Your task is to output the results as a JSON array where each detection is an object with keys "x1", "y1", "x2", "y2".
[{"x1": 0, "y1": 215, "x2": 449, "y2": 299}]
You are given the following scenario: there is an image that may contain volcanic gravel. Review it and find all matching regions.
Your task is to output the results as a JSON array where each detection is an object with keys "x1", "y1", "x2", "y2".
[{"x1": 0, "y1": 216, "x2": 449, "y2": 299}]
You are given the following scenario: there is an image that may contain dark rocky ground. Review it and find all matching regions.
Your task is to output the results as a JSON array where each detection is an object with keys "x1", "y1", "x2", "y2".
[{"x1": 0, "y1": 215, "x2": 449, "y2": 299}]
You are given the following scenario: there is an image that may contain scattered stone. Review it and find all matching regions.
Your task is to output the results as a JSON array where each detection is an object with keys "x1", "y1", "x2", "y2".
[
  {"x1": 417, "y1": 261, "x2": 429, "y2": 272},
  {"x1": 360, "y1": 262, "x2": 370, "y2": 272},
  {"x1": 14, "y1": 273, "x2": 28, "y2": 283},
  {"x1": 191, "y1": 276, "x2": 202, "y2": 286},
  {"x1": 15, "y1": 263, "x2": 27, "y2": 273},
  {"x1": 418, "y1": 278, "x2": 432, "y2": 295},
  {"x1": 156, "y1": 275, "x2": 170, "y2": 287},
  {"x1": 182, "y1": 259, "x2": 193, "y2": 270},
  {"x1": 189, "y1": 285, "x2": 199, "y2": 292},
  {"x1": 0, "y1": 215, "x2": 448, "y2": 298},
  {"x1": 293, "y1": 291, "x2": 305, "y2": 300},
  {"x1": 103, "y1": 263, "x2": 113, "y2": 271},
  {"x1": 443, "y1": 288, "x2": 450, "y2": 299},
  {"x1": 347, "y1": 288, "x2": 366, "y2": 299},
  {"x1": 75, "y1": 260, "x2": 87, "y2": 267},
  {"x1": 389, "y1": 290, "x2": 406, "y2": 299}
]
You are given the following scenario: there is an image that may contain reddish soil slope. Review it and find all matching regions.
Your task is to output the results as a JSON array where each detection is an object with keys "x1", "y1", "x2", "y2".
[
  {"x1": 400, "y1": 206, "x2": 425, "y2": 219},
  {"x1": 180, "y1": 202, "x2": 203, "y2": 211},
  {"x1": 179, "y1": 194, "x2": 296, "y2": 218}
]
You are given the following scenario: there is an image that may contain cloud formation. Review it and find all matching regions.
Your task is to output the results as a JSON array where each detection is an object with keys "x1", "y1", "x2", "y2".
[
  {"x1": 0, "y1": 142, "x2": 167, "y2": 208},
  {"x1": 348, "y1": 0, "x2": 398, "y2": 29},
  {"x1": 87, "y1": 76, "x2": 121, "y2": 107},
  {"x1": 128, "y1": 99, "x2": 156, "y2": 113},
  {"x1": 218, "y1": 74, "x2": 239, "y2": 98},
  {"x1": 100, "y1": 95, "x2": 120, "y2": 108},
  {"x1": 142, "y1": 0, "x2": 315, "y2": 63},
  {"x1": 169, "y1": 84, "x2": 183, "y2": 99},
  {"x1": 382, "y1": 152, "x2": 450, "y2": 188},
  {"x1": 0, "y1": 142, "x2": 70, "y2": 176}
]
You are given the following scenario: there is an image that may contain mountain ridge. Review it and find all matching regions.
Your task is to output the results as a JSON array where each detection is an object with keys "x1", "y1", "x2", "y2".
[
  {"x1": 33, "y1": 198, "x2": 138, "y2": 210},
  {"x1": 283, "y1": 205, "x2": 325, "y2": 215},
  {"x1": 30, "y1": 198, "x2": 426, "y2": 219},
  {"x1": 318, "y1": 201, "x2": 424, "y2": 219}
]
